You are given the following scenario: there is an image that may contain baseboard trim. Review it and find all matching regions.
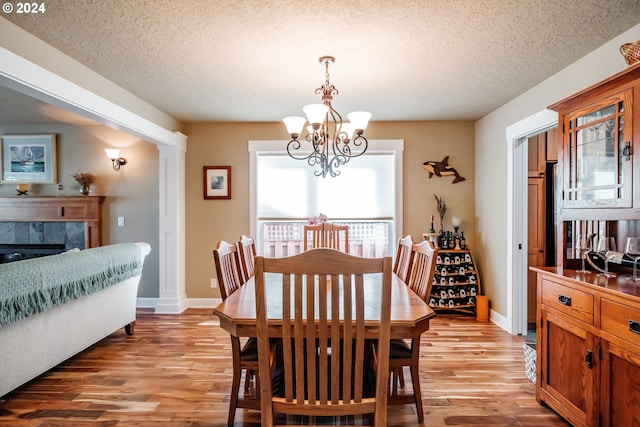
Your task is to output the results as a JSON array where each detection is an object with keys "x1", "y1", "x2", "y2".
[
  {"x1": 489, "y1": 308, "x2": 509, "y2": 332},
  {"x1": 187, "y1": 298, "x2": 222, "y2": 308},
  {"x1": 137, "y1": 297, "x2": 222, "y2": 310}
]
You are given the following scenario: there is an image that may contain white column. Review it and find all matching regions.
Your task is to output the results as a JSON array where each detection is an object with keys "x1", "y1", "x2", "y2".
[{"x1": 155, "y1": 132, "x2": 187, "y2": 313}]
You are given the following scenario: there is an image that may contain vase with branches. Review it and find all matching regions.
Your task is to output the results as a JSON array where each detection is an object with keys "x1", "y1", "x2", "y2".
[
  {"x1": 434, "y1": 194, "x2": 447, "y2": 232},
  {"x1": 71, "y1": 171, "x2": 96, "y2": 196}
]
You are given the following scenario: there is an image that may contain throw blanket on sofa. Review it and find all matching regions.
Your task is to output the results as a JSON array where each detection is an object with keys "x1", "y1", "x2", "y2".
[{"x1": 0, "y1": 243, "x2": 143, "y2": 328}]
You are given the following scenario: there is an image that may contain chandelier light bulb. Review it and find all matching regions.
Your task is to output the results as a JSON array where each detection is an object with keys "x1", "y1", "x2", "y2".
[
  {"x1": 283, "y1": 116, "x2": 306, "y2": 138},
  {"x1": 347, "y1": 111, "x2": 372, "y2": 135},
  {"x1": 340, "y1": 122, "x2": 355, "y2": 142},
  {"x1": 303, "y1": 104, "x2": 329, "y2": 127}
]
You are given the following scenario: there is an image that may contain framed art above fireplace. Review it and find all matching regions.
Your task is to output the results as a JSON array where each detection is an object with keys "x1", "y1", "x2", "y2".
[{"x1": 0, "y1": 134, "x2": 57, "y2": 183}]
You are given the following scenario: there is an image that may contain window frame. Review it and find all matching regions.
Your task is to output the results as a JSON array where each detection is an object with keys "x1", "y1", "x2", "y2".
[{"x1": 248, "y1": 139, "x2": 404, "y2": 255}]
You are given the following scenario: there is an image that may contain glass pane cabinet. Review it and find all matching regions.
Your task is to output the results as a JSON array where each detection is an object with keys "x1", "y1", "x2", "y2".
[
  {"x1": 549, "y1": 63, "x2": 640, "y2": 268},
  {"x1": 562, "y1": 90, "x2": 632, "y2": 209}
]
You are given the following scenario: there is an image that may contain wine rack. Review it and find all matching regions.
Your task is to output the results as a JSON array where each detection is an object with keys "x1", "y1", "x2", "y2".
[{"x1": 427, "y1": 247, "x2": 480, "y2": 314}]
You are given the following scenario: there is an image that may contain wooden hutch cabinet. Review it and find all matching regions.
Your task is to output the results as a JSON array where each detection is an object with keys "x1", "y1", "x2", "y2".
[
  {"x1": 548, "y1": 61, "x2": 640, "y2": 268},
  {"x1": 532, "y1": 268, "x2": 640, "y2": 427},
  {"x1": 535, "y1": 62, "x2": 640, "y2": 426},
  {"x1": 557, "y1": 90, "x2": 633, "y2": 210},
  {"x1": 535, "y1": 269, "x2": 597, "y2": 427}
]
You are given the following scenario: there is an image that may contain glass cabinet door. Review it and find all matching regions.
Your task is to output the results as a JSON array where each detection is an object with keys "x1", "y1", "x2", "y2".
[{"x1": 563, "y1": 90, "x2": 632, "y2": 208}]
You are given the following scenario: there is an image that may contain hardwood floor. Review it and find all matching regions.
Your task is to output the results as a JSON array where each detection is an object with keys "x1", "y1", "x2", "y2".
[{"x1": 0, "y1": 309, "x2": 569, "y2": 426}]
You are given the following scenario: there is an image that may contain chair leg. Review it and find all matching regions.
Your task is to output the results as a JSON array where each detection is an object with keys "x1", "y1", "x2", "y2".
[
  {"x1": 254, "y1": 368, "x2": 260, "y2": 400},
  {"x1": 390, "y1": 367, "x2": 404, "y2": 395},
  {"x1": 228, "y1": 367, "x2": 240, "y2": 427},
  {"x1": 390, "y1": 368, "x2": 398, "y2": 396},
  {"x1": 398, "y1": 367, "x2": 405, "y2": 388},
  {"x1": 244, "y1": 369, "x2": 253, "y2": 392},
  {"x1": 410, "y1": 364, "x2": 424, "y2": 423}
]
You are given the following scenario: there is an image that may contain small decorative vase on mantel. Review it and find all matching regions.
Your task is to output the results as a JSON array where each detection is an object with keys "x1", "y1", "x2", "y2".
[{"x1": 71, "y1": 171, "x2": 96, "y2": 197}]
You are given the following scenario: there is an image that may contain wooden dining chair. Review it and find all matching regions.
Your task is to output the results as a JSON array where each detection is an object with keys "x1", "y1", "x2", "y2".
[
  {"x1": 387, "y1": 239, "x2": 436, "y2": 422},
  {"x1": 213, "y1": 241, "x2": 260, "y2": 427},
  {"x1": 303, "y1": 223, "x2": 324, "y2": 251},
  {"x1": 407, "y1": 240, "x2": 436, "y2": 301},
  {"x1": 214, "y1": 241, "x2": 243, "y2": 300},
  {"x1": 254, "y1": 249, "x2": 392, "y2": 426},
  {"x1": 389, "y1": 235, "x2": 415, "y2": 390},
  {"x1": 237, "y1": 235, "x2": 257, "y2": 285},
  {"x1": 303, "y1": 223, "x2": 349, "y2": 253},
  {"x1": 393, "y1": 235, "x2": 415, "y2": 283}
]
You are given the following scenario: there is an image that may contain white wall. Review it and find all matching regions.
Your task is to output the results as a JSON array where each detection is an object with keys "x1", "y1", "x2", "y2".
[{"x1": 475, "y1": 23, "x2": 640, "y2": 318}]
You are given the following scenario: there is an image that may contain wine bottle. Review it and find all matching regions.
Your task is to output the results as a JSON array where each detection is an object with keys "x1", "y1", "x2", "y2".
[
  {"x1": 460, "y1": 232, "x2": 466, "y2": 249},
  {"x1": 441, "y1": 232, "x2": 449, "y2": 249},
  {"x1": 429, "y1": 215, "x2": 436, "y2": 234}
]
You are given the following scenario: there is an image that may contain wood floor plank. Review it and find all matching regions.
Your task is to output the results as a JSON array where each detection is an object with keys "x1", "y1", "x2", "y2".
[{"x1": 0, "y1": 309, "x2": 569, "y2": 426}]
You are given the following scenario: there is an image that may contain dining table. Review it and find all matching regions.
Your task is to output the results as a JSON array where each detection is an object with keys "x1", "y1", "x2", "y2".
[{"x1": 213, "y1": 273, "x2": 436, "y2": 340}]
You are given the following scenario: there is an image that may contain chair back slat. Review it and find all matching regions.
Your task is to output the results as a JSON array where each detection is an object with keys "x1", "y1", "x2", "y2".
[
  {"x1": 237, "y1": 235, "x2": 257, "y2": 284},
  {"x1": 303, "y1": 224, "x2": 323, "y2": 251},
  {"x1": 303, "y1": 223, "x2": 349, "y2": 253},
  {"x1": 254, "y1": 248, "x2": 391, "y2": 426},
  {"x1": 393, "y1": 235, "x2": 414, "y2": 283},
  {"x1": 213, "y1": 241, "x2": 243, "y2": 300},
  {"x1": 408, "y1": 240, "x2": 436, "y2": 301},
  {"x1": 281, "y1": 273, "x2": 294, "y2": 402},
  {"x1": 305, "y1": 275, "x2": 317, "y2": 404}
]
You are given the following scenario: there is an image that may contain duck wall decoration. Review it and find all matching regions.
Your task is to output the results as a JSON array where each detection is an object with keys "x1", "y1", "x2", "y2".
[{"x1": 422, "y1": 156, "x2": 466, "y2": 184}]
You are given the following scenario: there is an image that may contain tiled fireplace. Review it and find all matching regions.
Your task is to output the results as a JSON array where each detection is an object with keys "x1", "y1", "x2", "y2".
[
  {"x1": 0, "y1": 221, "x2": 85, "y2": 263},
  {"x1": 0, "y1": 196, "x2": 104, "y2": 263}
]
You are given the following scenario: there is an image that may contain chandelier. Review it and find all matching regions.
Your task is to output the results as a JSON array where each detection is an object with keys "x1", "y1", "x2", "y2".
[{"x1": 283, "y1": 56, "x2": 371, "y2": 178}]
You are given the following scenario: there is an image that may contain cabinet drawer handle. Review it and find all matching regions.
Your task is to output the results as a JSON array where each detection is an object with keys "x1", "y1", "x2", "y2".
[
  {"x1": 629, "y1": 320, "x2": 640, "y2": 335},
  {"x1": 558, "y1": 294, "x2": 571, "y2": 306},
  {"x1": 585, "y1": 349, "x2": 593, "y2": 369},
  {"x1": 623, "y1": 141, "x2": 632, "y2": 161}
]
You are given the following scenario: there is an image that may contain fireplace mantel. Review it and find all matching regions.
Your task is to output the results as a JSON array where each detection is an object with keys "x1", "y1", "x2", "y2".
[{"x1": 0, "y1": 196, "x2": 105, "y2": 248}]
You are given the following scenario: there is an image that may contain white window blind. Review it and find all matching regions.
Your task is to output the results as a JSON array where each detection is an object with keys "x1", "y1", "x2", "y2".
[
  {"x1": 257, "y1": 153, "x2": 395, "y2": 220},
  {"x1": 249, "y1": 139, "x2": 404, "y2": 257}
]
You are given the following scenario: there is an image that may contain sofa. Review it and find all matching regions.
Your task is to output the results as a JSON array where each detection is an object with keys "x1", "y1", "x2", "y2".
[{"x1": 0, "y1": 242, "x2": 151, "y2": 397}]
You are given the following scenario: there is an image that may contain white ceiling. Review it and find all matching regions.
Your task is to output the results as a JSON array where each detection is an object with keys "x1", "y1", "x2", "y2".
[{"x1": 2, "y1": 0, "x2": 640, "y2": 125}]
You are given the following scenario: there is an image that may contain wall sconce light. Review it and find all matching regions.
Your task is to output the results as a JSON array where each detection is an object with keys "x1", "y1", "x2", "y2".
[{"x1": 104, "y1": 148, "x2": 127, "y2": 171}]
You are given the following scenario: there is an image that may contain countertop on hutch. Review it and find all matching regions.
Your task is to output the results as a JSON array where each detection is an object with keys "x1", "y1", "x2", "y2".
[{"x1": 530, "y1": 266, "x2": 640, "y2": 300}]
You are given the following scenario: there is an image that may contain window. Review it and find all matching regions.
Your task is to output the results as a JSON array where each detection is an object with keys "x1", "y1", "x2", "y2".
[{"x1": 249, "y1": 140, "x2": 403, "y2": 257}]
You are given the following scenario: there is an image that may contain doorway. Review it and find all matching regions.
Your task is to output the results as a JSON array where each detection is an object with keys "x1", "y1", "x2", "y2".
[
  {"x1": 524, "y1": 130, "x2": 558, "y2": 341},
  {"x1": 507, "y1": 109, "x2": 557, "y2": 336}
]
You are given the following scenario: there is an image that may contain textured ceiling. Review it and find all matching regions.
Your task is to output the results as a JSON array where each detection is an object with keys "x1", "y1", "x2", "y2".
[{"x1": 2, "y1": 0, "x2": 640, "y2": 125}]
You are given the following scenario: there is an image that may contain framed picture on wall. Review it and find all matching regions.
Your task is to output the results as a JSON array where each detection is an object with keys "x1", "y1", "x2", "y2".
[
  {"x1": 203, "y1": 166, "x2": 231, "y2": 199},
  {"x1": 0, "y1": 134, "x2": 57, "y2": 183}
]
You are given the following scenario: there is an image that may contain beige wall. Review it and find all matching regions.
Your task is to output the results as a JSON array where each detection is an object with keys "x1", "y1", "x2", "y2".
[
  {"x1": 184, "y1": 121, "x2": 474, "y2": 298},
  {"x1": 0, "y1": 123, "x2": 160, "y2": 298},
  {"x1": 475, "y1": 23, "x2": 640, "y2": 318}
]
